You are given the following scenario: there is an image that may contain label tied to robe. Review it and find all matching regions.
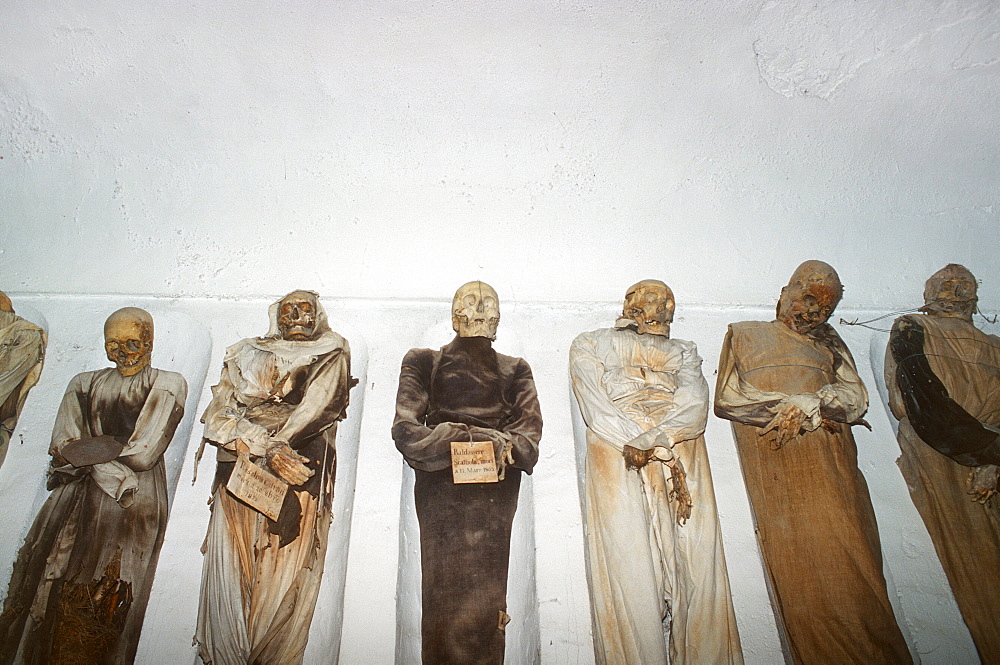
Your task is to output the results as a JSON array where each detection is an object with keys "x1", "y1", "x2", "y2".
[
  {"x1": 451, "y1": 441, "x2": 499, "y2": 484},
  {"x1": 227, "y1": 454, "x2": 288, "y2": 521}
]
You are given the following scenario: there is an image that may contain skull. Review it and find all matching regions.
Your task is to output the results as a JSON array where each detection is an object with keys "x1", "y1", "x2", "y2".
[
  {"x1": 104, "y1": 307, "x2": 154, "y2": 377},
  {"x1": 776, "y1": 260, "x2": 843, "y2": 335},
  {"x1": 277, "y1": 290, "x2": 319, "y2": 341},
  {"x1": 921, "y1": 264, "x2": 977, "y2": 322},
  {"x1": 622, "y1": 280, "x2": 675, "y2": 336},
  {"x1": 452, "y1": 281, "x2": 500, "y2": 340},
  {"x1": 0, "y1": 291, "x2": 12, "y2": 313}
]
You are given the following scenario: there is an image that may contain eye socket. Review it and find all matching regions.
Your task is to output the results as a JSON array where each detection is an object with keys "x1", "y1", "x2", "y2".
[
  {"x1": 299, "y1": 302, "x2": 313, "y2": 313},
  {"x1": 106, "y1": 341, "x2": 119, "y2": 351},
  {"x1": 126, "y1": 339, "x2": 142, "y2": 352},
  {"x1": 803, "y1": 295, "x2": 818, "y2": 307},
  {"x1": 463, "y1": 295, "x2": 477, "y2": 307},
  {"x1": 483, "y1": 297, "x2": 497, "y2": 309}
]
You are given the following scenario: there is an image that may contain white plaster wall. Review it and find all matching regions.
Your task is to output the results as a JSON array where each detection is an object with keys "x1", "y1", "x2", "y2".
[
  {"x1": 2, "y1": 1, "x2": 999, "y2": 663},
  {"x1": 2, "y1": 0, "x2": 998, "y2": 310}
]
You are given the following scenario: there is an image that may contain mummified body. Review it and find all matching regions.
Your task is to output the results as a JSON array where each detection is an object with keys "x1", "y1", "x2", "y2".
[
  {"x1": 0, "y1": 291, "x2": 47, "y2": 469},
  {"x1": 0, "y1": 307, "x2": 187, "y2": 665},
  {"x1": 570, "y1": 280, "x2": 742, "y2": 665},
  {"x1": 714, "y1": 261, "x2": 911, "y2": 664},
  {"x1": 885, "y1": 264, "x2": 1000, "y2": 664},
  {"x1": 195, "y1": 290, "x2": 353, "y2": 665},
  {"x1": 392, "y1": 282, "x2": 542, "y2": 665}
]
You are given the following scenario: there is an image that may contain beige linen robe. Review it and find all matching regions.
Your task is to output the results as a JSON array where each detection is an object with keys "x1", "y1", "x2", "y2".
[
  {"x1": 195, "y1": 314, "x2": 351, "y2": 665},
  {"x1": 886, "y1": 314, "x2": 1000, "y2": 664},
  {"x1": 0, "y1": 365, "x2": 187, "y2": 665},
  {"x1": 570, "y1": 326, "x2": 742, "y2": 665},
  {"x1": 0, "y1": 310, "x2": 46, "y2": 468},
  {"x1": 715, "y1": 320, "x2": 911, "y2": 665}
]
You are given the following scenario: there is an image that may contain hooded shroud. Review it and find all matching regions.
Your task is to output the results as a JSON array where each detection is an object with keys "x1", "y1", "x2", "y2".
[{"x1": 195, "y1": 293, "x2": 352, "y2": 665}]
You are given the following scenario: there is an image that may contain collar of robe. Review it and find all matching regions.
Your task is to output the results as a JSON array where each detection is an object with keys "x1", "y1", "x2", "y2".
[
  {"x1": 247, "y1": 330, "x2": 344, "y2": 365},
  {"x1": 445, "y1": 334, "x2": 495, "y2": 355}
]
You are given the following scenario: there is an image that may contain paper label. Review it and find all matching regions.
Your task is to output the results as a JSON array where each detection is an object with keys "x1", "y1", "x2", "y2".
[
  {"x1": 450, "y1": 440, "x2": 499, "y2": 484},
  {"x1": 226, "y1": 454, "x2": 288, "y2": 521}
]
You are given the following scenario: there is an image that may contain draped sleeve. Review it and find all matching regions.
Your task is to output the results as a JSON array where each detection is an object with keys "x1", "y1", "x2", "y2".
[
  {"x1": 392, "y1": 349, "x2": 488, "y2": 472},
  {"x1": 0, "y1": 319, "x2": 46, "y2": 446},
  {"x1": 571, "y1": 330, "x2": 708, "y2": 452},
  {"x1": 813, "y1": 326, "x2": 868, "y2": 425},
  {"x1": 201, "y1": 342, "x2": 272, "y2": 457},
  {"x1": 569, "y1": 332, "x2": 645, "y2": 451},
  {"x1": 626, "y1": 339, "x2": 708, "y2": 451},
  {"x1": 714, "y1": 322, "x2": 867, "y2": 431},
  {"x1": 49, "y1": 369, "x2": 187, "y2": 507},
  {"x1": 49, "y1": 372, "x2": 95, "y2": 456},
  {"x1": 502, "y1": 358, "x2": 542, "y2": 472},
  {"x1": 392, "y1": 349, "x2": 542, "y2": 473},
  {"x1": 273, "y1": 346, "x2": 351, "y2": 448},
  {"x1": 118, "y1": 370, "x2": 187, "y2": 471}
]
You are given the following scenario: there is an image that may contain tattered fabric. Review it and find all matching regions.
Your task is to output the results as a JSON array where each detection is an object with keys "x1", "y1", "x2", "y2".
[
  {"x1": 886, "y1": 314, "x2": 1000, "y2": 664},
  {"x1": 570, "y1": 327, "x2": 743, "y2": 665},
  {"x1": 195, "y1": 311, "x2": 351, "y2": 665},
  {"x1": 715, "y1": 320, "x2": 911, "y2": 665},
  {"x1": 393, "y1": 336, "x2": 542, "y2": 665},
  {"x1": 0, "y1": 365, "x2": 186, "y2": 665},
  {"x1": 0, "y1": 310, "x2": 46, "y2": 468}
]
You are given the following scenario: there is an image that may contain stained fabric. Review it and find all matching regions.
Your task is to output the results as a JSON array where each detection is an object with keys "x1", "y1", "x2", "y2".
[
  {"x1": 392, "y1": 336, "x2": 542, "y2": 665},
  {"x1": 195, "y1": 302, "x2": 351, "y2": 665},
  {"x1": 0, "y1": 310, "x2": 46, "y2": 468},
  {"x1": 715, "y1": 320, "x2": 911, "y2": 665},
  {"x1": 0, "y1": 365, "x2": 186, "y2": 665},
  {"x1": 889, "y1": 316, "x2": 1000, "y2": 465},
  {"x1": 570, "y1": 327, "x2": 742, "y2": 665},
  {"x1": 886, "y1": 314, "x2": 1000, "y2": 664}
]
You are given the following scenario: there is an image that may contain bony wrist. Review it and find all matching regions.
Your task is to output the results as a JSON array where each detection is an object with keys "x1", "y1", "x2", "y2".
[{"x1": 265, "y1": 439, "x2": 291, "y2": 458}]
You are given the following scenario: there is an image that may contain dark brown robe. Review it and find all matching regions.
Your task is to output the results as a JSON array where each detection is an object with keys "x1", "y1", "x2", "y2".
[
  {"x1": 393, "y1": 336, "x2": 542, "y2": 665},
  {"x1": 886, "y1": 314, "x2": 1000, "y2": 664},
  {"x1": 715, "y1": 321, "x2": 911, "y2": 665}
]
